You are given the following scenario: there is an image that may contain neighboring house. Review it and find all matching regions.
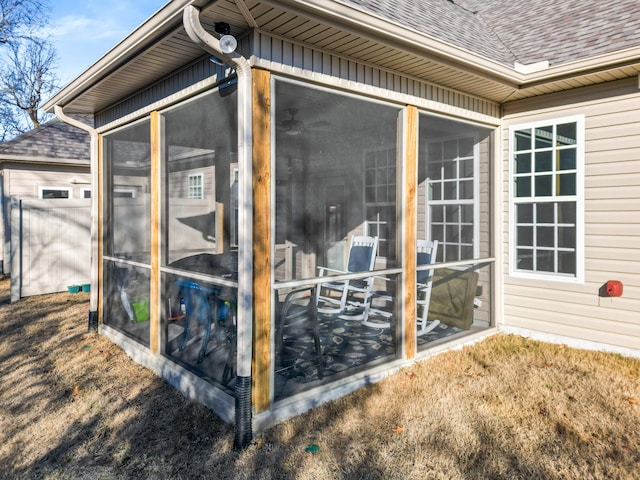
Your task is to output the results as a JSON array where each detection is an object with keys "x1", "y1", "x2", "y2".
[
  {"x1": 0, "y1": 116, "x2": 92, "y2": 279},
  {"x1": 42, "y1": 0, "x2": 640, "y2": 446}
]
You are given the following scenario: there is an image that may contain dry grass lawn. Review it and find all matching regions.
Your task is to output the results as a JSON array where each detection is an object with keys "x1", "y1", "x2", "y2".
[{"x1": 1, "y1": 275, "x2": 639, "y2": 479}]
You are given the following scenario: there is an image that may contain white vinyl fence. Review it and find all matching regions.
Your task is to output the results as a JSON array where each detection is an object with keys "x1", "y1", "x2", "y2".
[{"x1": 10, "y1": 196, "x2": 90, "y2": 302}]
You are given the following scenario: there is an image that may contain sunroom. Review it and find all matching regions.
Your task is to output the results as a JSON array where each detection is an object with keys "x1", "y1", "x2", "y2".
[{"x1": 45, "y1": 1, "x2": 500, "y2": 446}]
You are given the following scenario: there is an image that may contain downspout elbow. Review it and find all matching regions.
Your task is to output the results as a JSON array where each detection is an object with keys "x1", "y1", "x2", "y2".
[
  {"x1": 183, "y1": 5, "x2": 251, "y2": 75},
  {"x1": 54, "y1": 106, "x2": 98, "y2": 143}
]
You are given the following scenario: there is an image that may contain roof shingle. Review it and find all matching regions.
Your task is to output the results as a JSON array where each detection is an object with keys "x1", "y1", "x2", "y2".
[{"x1": 339, "y1": 0, "x2": 640, "y2": 66}]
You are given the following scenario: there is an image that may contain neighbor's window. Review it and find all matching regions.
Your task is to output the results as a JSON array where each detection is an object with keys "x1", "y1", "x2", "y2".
[
  {"x1": 81, "y1": 188, "x2": 91, "y2": 199},
  {"x1": 510, "y1": 116, "x2": 584, "y2": 281},
  {"x1": 188, "y1": 173, "x2": 204, "y2": 199},
  {"x1": 39, "y1": 187, "x2": 71, "y2": 199},
  {"x1": 113, "y1": 189, "x2": 136, "y2": 198}
]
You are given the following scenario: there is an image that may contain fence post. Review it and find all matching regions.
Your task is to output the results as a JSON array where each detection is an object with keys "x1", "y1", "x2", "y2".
[{"x1": 9, "y1": 197, "x2": 22, "y2": 303}]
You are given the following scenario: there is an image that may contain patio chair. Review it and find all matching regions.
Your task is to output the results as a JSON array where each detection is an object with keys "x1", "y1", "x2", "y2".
[
  {"x1": 176, "y1": 279, "x2": 232, "y2": 364},
  {"x1": 416, "y1": 239, "x2": 440, "y2": 336},
  {"x1": 316, "y1": 235, "x2": 379, "y2": 322},
  {"x1": 276, "y1": 286, "x2": 323, "y2": 380}
]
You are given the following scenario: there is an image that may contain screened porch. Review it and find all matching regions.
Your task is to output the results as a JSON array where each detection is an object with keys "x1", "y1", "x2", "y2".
[{"x1": 98, "y1": 72, "x2": 495, "y2": 411}]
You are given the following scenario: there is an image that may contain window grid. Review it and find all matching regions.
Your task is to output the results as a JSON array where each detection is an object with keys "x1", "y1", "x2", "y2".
[
  {"x1": 364, "y1": 147, "x2": 396, "y2": 260},
  {"x1": 511, "y1": 119, "x2": 581, "y2": 278},
  {"x1": 39, "y1": 187, "x2": 71, "y2": 199},
  {"x1": 426, "y1": 138, "x2": 475, "y2": 262},
  {"x1": 188, "y1": 173, "x2": 203, "y2": 199}
]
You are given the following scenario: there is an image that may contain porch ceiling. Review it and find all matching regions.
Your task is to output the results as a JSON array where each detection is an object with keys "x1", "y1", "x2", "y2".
[{"x1": 44, "y1": 0, "x2": 640, "y2": 114}]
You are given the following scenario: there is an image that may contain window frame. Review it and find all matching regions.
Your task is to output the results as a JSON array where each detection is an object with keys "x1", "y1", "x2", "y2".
[
  {"x1": 363, "y1": 144, "x2": 397, "y2": 264},
  {"x1": 187, "y1": 172, "x2": 204, "y2": 199},
  {"x1": 508, "y1": 115, "x2": 585, "y2": 283},
  {"x1": 38, "y1": 186, "x2": 72, "y2": 199},
  {"x1": 423, "y1": 135, "x2": 480, "y2": 262}
]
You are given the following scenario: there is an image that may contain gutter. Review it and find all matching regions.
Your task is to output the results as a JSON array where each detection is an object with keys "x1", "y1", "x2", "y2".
[
  {"x1": 183, "y1": 4, "x2": 254, "y2": 449},
  {"x1": 53, "y1": 106, "x2": 100, "y2": 332}
]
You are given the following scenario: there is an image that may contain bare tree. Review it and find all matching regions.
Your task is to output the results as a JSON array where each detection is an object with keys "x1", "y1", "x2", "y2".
[
  {"x1": 0, "y1": 0, "x2": 46, "y2": 45},
  {"x1": 0, "y1": 0, "x2": 57, "y2": 141},
  {"x1": 0, "y1": 37, "x2": 58, "y2": 139}
]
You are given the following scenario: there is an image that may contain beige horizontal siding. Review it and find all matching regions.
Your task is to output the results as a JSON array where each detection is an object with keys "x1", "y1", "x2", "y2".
[
  {"x1": 6, "y1": 169, "x2": 91, "y2": 199},
  {"x1": 504, "y1": 312, "x2": 640, "y2": 352},
  {"x1": 505, "y1": 283, "x2": 640, "y2": 314},
  {"x1": 501, "y1": 78, "x2": 640, "y2": 354}
]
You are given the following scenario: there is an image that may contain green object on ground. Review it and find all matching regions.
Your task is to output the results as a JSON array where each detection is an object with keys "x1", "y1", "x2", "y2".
[{"x1": 304, "y1": 444, "x2": 319, "y2": 453}]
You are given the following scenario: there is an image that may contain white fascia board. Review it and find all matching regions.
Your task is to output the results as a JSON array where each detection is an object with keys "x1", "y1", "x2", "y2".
[{"x1": 0, "y1": 155, "x2": 90, "y2": 167}]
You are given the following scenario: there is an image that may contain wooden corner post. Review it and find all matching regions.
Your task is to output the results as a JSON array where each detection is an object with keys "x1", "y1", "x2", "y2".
[
  {"x1": 402, "y1": 105, "x2": 418, "y2": 359},
  {"x1": 252, "y1": 68, "x2": 271, "y2": 413}
]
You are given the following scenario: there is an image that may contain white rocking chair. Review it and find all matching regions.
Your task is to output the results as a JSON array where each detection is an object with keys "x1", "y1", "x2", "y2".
[
  {"x1": 416, "y1": 239, "x2": 440, "y2": 336},
  {"x1": 316, "y1": 235, "x2": 379, "y2": 321}
]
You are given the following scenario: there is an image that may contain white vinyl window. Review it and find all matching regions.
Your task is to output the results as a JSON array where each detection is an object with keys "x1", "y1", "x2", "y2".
[
  {"x1": 509, "y1": 115, "x2": 584, "y2": 282},
  {"x1": 188, "y1": 173, "x2": 204, "y2": 199},
  {"x1": 39, "y1": 186, "x2": 71, "y2": 199},
  {"x1": 425, "y1": 137, "x2": 478, "y2": 262},
  {"x1": 81, "y1": 188, "x2": 91, "y2": 199},
  {"x1": 364, "y1": 146, "x2": 396, "y2": 261}
]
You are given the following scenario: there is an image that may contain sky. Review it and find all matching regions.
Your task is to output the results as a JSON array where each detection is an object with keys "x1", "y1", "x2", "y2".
[{"x1": 48, "y1": 0, "x2": 167, "y2": 86}]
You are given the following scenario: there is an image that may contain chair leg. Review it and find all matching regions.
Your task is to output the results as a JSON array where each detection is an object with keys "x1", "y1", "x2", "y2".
[
  {"x1": 311, "y1": 319, "x2": 323, "y2": 380},
  {"x1": 417, "y1": 319, "x2": 440, "y2": 336},
  {"x1": 197, "y1": 318, "x2": 212, "y2": 363},
  {"x1": 179, "y1": 316, "x2": 190, "y2": 351},
  {"x1": 222, "y1": 336, "x2": 236, "y2": 386}
]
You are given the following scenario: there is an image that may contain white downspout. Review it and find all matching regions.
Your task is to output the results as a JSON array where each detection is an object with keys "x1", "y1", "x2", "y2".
[
  {"x1": 53, "y1": 106, "x2": 100, "y2": 331},
  {"x1": 183, "y1": 5, "x2": 254, "y2": 448}
]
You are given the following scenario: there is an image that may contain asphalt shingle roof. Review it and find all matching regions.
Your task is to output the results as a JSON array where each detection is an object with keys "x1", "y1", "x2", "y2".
[
  {"x1": 339, "y1": 0, "x2": 640, "y2": 67},
  {"x1": 0, "y1": 115, "x2": 92, "y2": 161}
]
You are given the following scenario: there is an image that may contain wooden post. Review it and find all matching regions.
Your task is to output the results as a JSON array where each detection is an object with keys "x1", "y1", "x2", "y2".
[
  {"x1": 149, "y1": 111, "x2": 160, "y2": 355},
  {"x1": 402, "y1": 105, "x2": 418, "y2": 359},
  {"x1": 252, "y1": 68, "x2": 271, "y2": 413}
]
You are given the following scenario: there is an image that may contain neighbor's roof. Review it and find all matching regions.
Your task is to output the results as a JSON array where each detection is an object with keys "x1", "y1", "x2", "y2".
[
  {"x1": 341, "y1": 0, "x2": 640, "y2": 67},
  {"x1": 0, "y1": 115, "x2": 92, "y2": 163}
]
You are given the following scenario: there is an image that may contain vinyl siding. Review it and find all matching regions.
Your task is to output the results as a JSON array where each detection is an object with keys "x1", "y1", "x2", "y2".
[
  {"x1": 502, "y1": 77, "x2": 640, "y2": 351},
  {"x1": 4, "y1": 168, "x2": 91, "y2": 199},
  {"x1": 252, "y1": 30, "x2": 500, "y2": 121},
  {"x1": 97, "y1": 30, "x2": 500, "y2": 130}
]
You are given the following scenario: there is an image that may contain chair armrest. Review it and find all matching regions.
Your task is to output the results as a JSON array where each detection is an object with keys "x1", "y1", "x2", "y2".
[{"x1": 317, "y1": 266, "x2": 347, "y2": 276}]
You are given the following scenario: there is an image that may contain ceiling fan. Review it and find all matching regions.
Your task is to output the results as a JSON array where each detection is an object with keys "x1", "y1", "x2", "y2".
[{"x1": 277, "y1": 108, "x2": 330, "y2": 136}]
